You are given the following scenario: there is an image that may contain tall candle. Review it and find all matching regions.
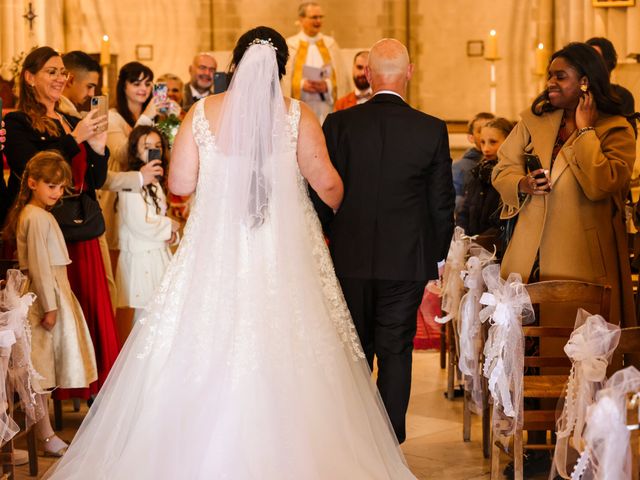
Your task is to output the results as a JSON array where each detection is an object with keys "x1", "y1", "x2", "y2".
[
  {"x1": 485, "y1": 29, "x2": 498, "y2": 60},
  {"x1": 100, "y1": 35, "x2": 110, "y2": 66},
  {"x1": 534, "y1": 43, "x2": 548, "y2": 76}
]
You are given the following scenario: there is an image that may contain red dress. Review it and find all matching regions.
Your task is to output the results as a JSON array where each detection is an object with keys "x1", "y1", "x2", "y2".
[{"x1": 54, "y1": 144, "x2": 120, "y2": 399}]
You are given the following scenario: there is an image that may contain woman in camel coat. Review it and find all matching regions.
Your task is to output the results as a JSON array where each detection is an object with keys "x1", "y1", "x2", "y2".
[{"x1": 492, "y1": 42, "x2": 635, "y2": 328}]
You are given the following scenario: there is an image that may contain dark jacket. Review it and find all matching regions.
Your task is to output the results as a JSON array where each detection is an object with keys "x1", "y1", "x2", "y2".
[
  {"x1": 312, "y1": 93, "x2": 455, "y2": 282},
  {"x1": 457, "y1": 158, "x2": 501, "y2": 236},
  {"x1": 3, "y1": 111, "x2": 108, "y2": 204}
]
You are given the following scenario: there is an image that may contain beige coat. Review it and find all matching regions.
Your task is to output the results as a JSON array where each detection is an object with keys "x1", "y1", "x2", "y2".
[{"x1": 492, "y1": 108, "x2": 636, "y2": 327}]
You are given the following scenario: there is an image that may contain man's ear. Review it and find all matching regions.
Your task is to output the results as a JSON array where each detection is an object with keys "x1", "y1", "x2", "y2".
[
  {"x1": 66, "y1": 72, "x2": 76, "y2": 86},
  {"x1": 406, "y1": 63, "x2": 414, "y2": 82}
]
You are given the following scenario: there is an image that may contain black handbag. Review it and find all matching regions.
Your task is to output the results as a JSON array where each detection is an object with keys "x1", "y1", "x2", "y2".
[{"x1": 51, "y1": 191, "x2": 105, "y2": 243}]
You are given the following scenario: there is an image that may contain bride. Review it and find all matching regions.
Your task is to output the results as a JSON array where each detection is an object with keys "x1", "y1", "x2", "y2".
[{"x1": 47, "y1": 26, "x2": 416, "y2": 479}]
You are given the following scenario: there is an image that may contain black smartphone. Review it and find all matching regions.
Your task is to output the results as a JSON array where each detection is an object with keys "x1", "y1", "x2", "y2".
[
  {"x1": 214, "y1": 72, "x2": 229, "y2": 94},
  {"x1": 524, "y1": 153, "x2": 545, "y2": 179},
  {"x1": 0, "y1": 97, "x2": 4, "y2": 124},
  {"x1": 148, "y1": 148, "x2": 161, "y2": 162}
]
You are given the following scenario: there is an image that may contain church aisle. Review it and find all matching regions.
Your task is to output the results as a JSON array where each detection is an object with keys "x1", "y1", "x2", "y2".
[{"x1": 17, "y1": 351, "x2": 542, "y2": 479}]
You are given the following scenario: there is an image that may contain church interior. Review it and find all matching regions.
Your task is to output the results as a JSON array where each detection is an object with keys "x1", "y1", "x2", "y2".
[{"x1": 2, "y1": 0, "x2": 640, "y2": 479}]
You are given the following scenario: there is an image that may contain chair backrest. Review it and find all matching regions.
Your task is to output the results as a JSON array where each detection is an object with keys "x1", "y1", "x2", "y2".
[{"x1": 523, "y1": 281, "x2": 612, "y2": 370}]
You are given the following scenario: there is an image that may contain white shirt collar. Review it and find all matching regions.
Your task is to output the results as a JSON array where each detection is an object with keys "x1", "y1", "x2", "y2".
[
  {"x1": 300, "y1": 32, "x2": 323, "y2": 43},
  {"x1": 190, "y1": 83, "x2": 211, "y2": 100},
  {"x1": 374, "y1": 90, "x2": 405, "y2": 101}
]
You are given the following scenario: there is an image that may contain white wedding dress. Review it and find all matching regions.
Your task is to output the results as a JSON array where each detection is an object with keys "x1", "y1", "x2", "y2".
[{"x1": 47, "y1": 44, "x2": 416, "y2": 480}]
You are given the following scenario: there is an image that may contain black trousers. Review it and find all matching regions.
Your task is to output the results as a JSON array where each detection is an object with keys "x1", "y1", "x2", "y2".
[{"x1": 338, "y1": 277, "x2": 426, "y2": 444}]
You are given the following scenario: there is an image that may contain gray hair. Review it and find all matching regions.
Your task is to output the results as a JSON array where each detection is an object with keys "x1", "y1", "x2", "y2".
[{"x1": 298, "y1": 2, "x2": 319, "y2": 17}]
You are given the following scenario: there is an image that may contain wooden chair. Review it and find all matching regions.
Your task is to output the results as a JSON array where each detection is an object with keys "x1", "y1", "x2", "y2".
[{"x1": 490, "y1": 280, "x2": 612, "y2": 480}]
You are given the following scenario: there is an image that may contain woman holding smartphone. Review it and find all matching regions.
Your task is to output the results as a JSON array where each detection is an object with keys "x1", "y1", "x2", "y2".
[
  {"x1": 3, "y1": 46, "x2": 120, "y2": 400},
  {"x1": 493, "y1": 42, "x2": 635, "y2": 326}
]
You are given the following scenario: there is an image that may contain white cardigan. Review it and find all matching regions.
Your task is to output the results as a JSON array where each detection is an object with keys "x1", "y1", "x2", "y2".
[{"x1": 118, "y1": 186, "x2": 172, "y2": 253}]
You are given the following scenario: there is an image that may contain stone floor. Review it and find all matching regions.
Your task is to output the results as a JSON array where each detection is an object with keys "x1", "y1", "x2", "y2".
[{"x1": 12, "y1": 351, "x2": 548, "y2": 479}]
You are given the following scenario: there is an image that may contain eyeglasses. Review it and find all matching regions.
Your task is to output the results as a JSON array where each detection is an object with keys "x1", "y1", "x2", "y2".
[
  {"x1": 42, "y1": 68, "x2": 69, "y2": 79},
  {"x1": 197, "y1": 65, "x2": 216, "y2": 73},
  {"x1": 305, "y1": 15, "x2": 324, "y2": 20}
]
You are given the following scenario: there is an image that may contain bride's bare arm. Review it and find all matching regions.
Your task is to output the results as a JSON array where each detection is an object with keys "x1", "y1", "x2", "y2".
[
  {"x1": 296, "y1": 102, "x2": 343, "y2": 210},
  {"x1": 169, "y1": 107, "x2": 199, "y2": 196}
]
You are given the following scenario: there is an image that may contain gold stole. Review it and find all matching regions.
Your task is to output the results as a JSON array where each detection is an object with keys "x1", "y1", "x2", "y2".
[{"x1": 291, "y1": 38, "x2": 338, "y2": 102}]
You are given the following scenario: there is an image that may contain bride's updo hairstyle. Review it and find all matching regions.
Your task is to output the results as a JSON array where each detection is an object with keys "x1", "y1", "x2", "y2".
[{"x1": 230, "y1": 26, "x2": 289, "y2": 79}]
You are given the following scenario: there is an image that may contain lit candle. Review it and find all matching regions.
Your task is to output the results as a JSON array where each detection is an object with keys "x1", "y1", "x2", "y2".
[
  {"x1": 534, "y1": 43, "x2": 548, "y2": 76},
  {"x1": 485, "y1": 29, "x2": 498, "y2": 60},
  {"x1": 100, "y1": 35, "x2": 110, "y2": 66}
]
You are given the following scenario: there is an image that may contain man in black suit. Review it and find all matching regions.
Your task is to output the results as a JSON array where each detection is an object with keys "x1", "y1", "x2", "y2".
[{"x1": 313, "y1": 38, "x2": 455, "y2": 443}]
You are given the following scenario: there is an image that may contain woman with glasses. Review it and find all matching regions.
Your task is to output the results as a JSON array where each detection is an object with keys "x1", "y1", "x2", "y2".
[{"x1": 3, "y1": 46, "x2": 120, "y2": 403}]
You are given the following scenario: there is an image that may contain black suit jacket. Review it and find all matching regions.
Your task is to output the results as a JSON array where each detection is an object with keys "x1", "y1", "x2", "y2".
[
  {"x1": 313, "y1": 93, "x2": 455, "y2": 282},
  {"x1": 4, "y1": 111, "x2": 109, "y2": 204}
]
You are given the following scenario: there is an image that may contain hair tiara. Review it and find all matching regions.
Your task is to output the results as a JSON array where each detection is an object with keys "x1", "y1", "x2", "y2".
[{"x1": 248, "y1": 38, "x2": 278, "y2": 51}]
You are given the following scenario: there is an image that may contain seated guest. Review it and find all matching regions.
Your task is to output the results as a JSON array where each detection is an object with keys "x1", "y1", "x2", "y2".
[
  {"x1": 61, "y1": 51, "x2": 164, "y2": 309},
  {"x1": 182, "y1": 53, "x2": 217, "y2": 111},
  {"x1": 457, "y1": 117, "x2": 514, "y2": 238},
  {"x1": 334, "y1": 51, "x2": 371, "y2": 111},
  {"x1": 452, "y1": 112, "x2": 495, "y2": 217},
  {"x1": 3, "y1": 46, "x2": 120, "y2": 399}
]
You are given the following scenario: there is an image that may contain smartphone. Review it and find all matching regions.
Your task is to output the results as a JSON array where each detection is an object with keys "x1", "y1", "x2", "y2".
[
  {"x1": 0, "y1": 97, "x2": 3, "y2": 123},
  {"x1": 147, "y1": 148, "x2": 162, "y2": 163},
  {"x1": 90, "y1": 96, "x2": 108, "y2": 133},
  {"x1": 213, "y1": 73, "x2": 229, "y2": 94},
  {"x1": 524, "y1": 153, "x2": 545, "y2": 178},
  {"x1": 153, "y1": 83, "x2": 168, "y2": 111}
]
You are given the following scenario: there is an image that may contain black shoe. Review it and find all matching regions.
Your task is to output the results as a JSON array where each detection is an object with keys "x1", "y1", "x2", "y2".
[{"x1": 502, "y1": 450, "x2": 551, "y2": 478}]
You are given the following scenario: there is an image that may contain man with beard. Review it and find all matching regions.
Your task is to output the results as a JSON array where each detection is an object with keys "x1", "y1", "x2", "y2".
[
  {"x1": 183, "y1": 53, "x2": 217, "y2": 111},
  {"x1": 334, "y1": 51, "x2": 371, "y2": 111}
]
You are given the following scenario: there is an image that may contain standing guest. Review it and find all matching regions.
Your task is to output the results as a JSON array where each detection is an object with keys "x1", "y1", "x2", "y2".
[
  {"x1": 493, "y1": 42, "x2": 635, "y2": 326},
  {"x1": 1, "y1": 120, "x2": 8, "y2": 227},
  {"x1": 2, "y1": 46, "x2": 119, "y2": 399},
  {"x1": 312, "y1": 38, "x2": 455, "y2": 443},
  {"x1": 100, "y1": 62, "x2": 177, "y2": 255},
  {"x1": 182, "y1": 53, "x2": 217, "y2": 111},
  {"x1": 457, "y1": 117, "x2": 514, "y2": 238},
  {"x1": 4, "y1": 151, "x2": 97, "y2": 456},
  {"x1": 452, "y1": 112, "x2": 495, "y2": 218},
  {"x1": 58, "y1": 50, "x2": 100, "y2": 119},
  {"x1": 60, "y1": 51, "x2": 164, "y2": 310},
  {"x1": 283, "y1": 2, "x2": 349, "y2": 122},
  {"x1": 116, "y1": 126, "x2": 177, "y2": 334},
  {"x1": 157, "y1": 73, "x2": 185, "y2": 111},
  {"x1": 334, "y1": 51, "x2": 371, "y2": 111},
  {"x1": 586, "y1": 37, "x2": 636, "y2": 128}
]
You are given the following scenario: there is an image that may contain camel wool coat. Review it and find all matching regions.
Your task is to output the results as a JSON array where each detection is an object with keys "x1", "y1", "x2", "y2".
[{"x1": 492, "y1": 108, "x2": 635, "y2": 327}]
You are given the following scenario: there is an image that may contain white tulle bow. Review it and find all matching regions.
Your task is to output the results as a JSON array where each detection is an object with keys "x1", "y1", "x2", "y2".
[
  {"x1": 436, "y1": 227, "x2": 471, "y2": 325},
  {"x1": 0, "y1": 270, "x2": 44, "y2": 445},
  {"x1": 553, "y1": 310, "x2": 620, "y2": 479},
  {"x1": 479, "y1": 264, "x2": 534, "y2": 444},
  {"x1": 571, "y1": 366, "x2": 640, "y2": 480},
  {"x1": 457, "y1": 246, "x2": 494, "y2": 414}
]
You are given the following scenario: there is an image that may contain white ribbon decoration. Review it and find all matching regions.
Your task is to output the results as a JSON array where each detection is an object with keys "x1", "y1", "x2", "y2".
[
  {"x1": 0, "y1": 269, "x2": 44, "y2": 445},
  {"x1": 435, "y1": 227, "x2": 471, "y2": 325},
  {"x1": 553, "y1": 310, "x2": 620, "y2": 479},
  {"x1": 479, "y1": 264, "x2": 534, "y2": 446},
  {"x1": 571, "y1": 366, "x2": 640, "y2": 480},
  {"x1": 457, "y1": 245, "x2": 495, "y2": 414}
]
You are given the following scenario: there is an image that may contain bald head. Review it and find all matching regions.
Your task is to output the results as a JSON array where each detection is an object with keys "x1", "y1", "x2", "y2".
[
  {"x1": 367, "y1": 38, "x2": 412, "y2": 96},
  {"x1": 369, "y1": 39, "x2": 409, "y2": 77}
]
